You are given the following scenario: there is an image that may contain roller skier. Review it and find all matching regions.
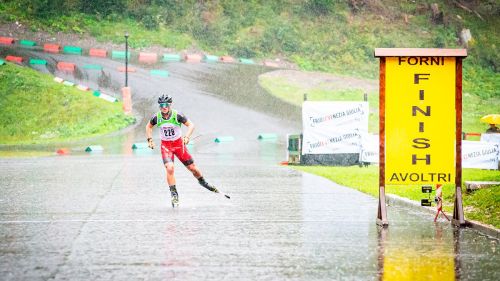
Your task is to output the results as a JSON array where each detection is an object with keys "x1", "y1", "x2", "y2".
[{"x1": 146, "y1": 94, "x2": 228, "y2": 207}]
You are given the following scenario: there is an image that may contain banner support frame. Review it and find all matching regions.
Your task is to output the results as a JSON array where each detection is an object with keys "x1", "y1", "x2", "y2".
[
  {"x1": 374, "y1": 48, "x2": 467, "y2": 227},
  {"x1": 377, "y1": 57, "x2": 388, "y2": 227},
  {"x1": 453, "y1": 57, "x2": 465, "y2": 226}
]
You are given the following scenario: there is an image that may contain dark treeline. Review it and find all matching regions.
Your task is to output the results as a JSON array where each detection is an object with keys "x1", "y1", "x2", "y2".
[
  {"x1": 6, "y1": 0, "x2": 337, "y2": 23},
  {"x1": 3, "y1": 0, "x2": 356, "y2": 56},
  {"x1": 8, "y1": 0, "x2": 498, "y2": 22}
]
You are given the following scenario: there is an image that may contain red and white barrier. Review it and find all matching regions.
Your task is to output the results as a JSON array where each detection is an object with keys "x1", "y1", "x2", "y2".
[
  {"x1": 57, "y1": 62, "x2": 75, "y2": 72},
  {"x1": 220, "y1": 56, "x2": 235, "y2": 63},
  {"x1": 138, "y1": 52, "x2": 158, "y2": 64},
  {"x1": 77, "y1": 85, "x2": 89, "y2": 91},
  {"x1": 184, "y1": 54, "x2": 202, "y2": 63},
  {"x1": 263, "y1": 60, "x2": 280, "y2": 68},
  {"x1": 5, "y1": 55, "x2": 23, "y2": 63},
  {"x1": 56, "y1": 148, "x2": 70, "y2": 155},
  {"x1": 44, "y1": 44, "x2": 60, "y2": 53},
  {"x1": 121, "y1": 87, "x2": 132, "y2": 115},
  {"x1": 53, "y1": 77, "x2": 64, "y2": 83},
  {"x1": 117, "y1": 66, "x2": 136, "y2": 72},
  {"x1": 0, "y1": 37, "x2": 15, "y2": 45},
  {"x1": 89, "y1": 48, "x2": 107, "y2": 58}
]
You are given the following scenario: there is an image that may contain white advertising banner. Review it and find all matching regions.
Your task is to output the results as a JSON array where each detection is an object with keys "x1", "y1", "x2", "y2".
[
  {"x1": 302, "y1": 101, "x2": 369, "y2": 155},
  {"x1": 360, "y1": 134, "x2": 379, "y2": 163},
  {"x1": 480, "y1": 133, "x2": 500, "y2": 144},
  {"x1": 462, "y1": 140, "x2": 499, "y2": 169},
  {"x1": 357, "y1": 138, "x2": 499, "y2": 169}
]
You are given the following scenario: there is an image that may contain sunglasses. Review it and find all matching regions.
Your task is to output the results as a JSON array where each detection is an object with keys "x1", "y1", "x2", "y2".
[{"x1": 159, "y1": 103, "x2": 170, "y2": 108}]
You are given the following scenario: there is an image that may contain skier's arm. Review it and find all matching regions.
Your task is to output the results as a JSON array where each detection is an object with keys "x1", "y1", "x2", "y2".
[
  {"x1": 146, "y1": 122, "x2": 154, "y2": 149},
  {"x1": 183, "y1": 120, "x2": 195, "y2": 144}
]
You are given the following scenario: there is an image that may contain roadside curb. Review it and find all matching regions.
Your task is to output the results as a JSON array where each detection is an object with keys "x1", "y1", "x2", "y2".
[{"x1": 386, "y1": 194, "x2": 500, "y2": 239}]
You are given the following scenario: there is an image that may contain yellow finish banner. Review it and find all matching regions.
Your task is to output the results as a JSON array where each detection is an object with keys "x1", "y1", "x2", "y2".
[{"x1": 385, "y1": 56, "x2": 456, "y2": 185}]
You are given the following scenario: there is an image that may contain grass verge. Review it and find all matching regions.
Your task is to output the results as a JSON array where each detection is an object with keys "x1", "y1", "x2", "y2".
[
  {"x1": 0, "y1": 62, "x2": 135, "y2": 144},
  {"x1": 292, "y1": 165, "x2": 500, "y2": 229}
]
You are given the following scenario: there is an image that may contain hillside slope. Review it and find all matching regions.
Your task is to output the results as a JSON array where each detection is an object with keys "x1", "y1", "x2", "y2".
[
  {"x1": 0, "y1": 63, "x2": 134, "y2": 144},
  {"x1": 0, "y1": 0, "x2": 498, "y2": 98}
]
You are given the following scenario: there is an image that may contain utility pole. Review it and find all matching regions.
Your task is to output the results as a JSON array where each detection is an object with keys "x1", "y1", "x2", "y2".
[
  {"x1": 125, "y1": 31, "x2": 129, "y2": 87},
  {"x1": 121, "y1": 31, "x2": 132, "y2": 115}
]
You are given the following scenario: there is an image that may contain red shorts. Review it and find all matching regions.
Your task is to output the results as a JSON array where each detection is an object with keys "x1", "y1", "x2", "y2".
[{"x1": 160, "y1": 138, "x2": 193, "y2": 166}]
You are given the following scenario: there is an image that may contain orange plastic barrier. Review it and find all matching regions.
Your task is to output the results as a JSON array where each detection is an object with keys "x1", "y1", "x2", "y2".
[
  {"x1": 117, "y1": 66, "x2": 136, "y2": 72},
  {"x1": 263, "y1": 60, "x2": 279, "y2": 68},
  {"x1": 77, "y1": 85, "x2": 89, "y2": 91},
  {"x1": 184, "y1": 54, "x2": 202, "y2": 63},
  {"x1": 463, "y1": 132, "x2": 481, "y2": 140},
  {"x1": 138, "y1": 52, "x2": 158, "y2": 63},
  {"x1": 121, "y1": 87, "x2": 132, "y2": 115},
  {"x1": 219, "y1": 56, "x2": 235, "y2": 63},
  {"x1": 57, "y1": 62, "x2": 75, "y2": 72},
  {"x1": 56, "y1": 148, "x2": 70, "y2": 155},
  {"x1": 89, "y1": 48, "x2": 107, "y2": 58},
  {"x1": 0, "y1": 37, "x2": 14, "y2": 45},
  {"x1": 44, "y1": 43, "x2": 60, "y2": 53},
  {"x1": 5, "y1": 55, "x2": 23, "y2": 63}
]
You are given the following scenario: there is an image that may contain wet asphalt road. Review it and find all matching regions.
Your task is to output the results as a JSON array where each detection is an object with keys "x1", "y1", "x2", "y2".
[{"x1": 0, "y1": 46, "x2": 499, "y2": 280}]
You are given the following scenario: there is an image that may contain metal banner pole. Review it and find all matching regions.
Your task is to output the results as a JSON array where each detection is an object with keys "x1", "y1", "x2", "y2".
[
  {"x1": 377, "y1": 57, "x2": 388, "y2": 227},
  {"x1": 453, "y1": 57, "x2": 465, "y2": 226}
]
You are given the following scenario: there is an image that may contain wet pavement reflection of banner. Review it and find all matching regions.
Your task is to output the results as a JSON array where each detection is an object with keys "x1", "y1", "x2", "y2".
[{"x1": 378, "y1": 225, "x2": 455, "y2": 281}]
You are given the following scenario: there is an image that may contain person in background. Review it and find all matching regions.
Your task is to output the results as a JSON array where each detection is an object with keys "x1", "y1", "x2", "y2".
[{"x1": 485, "y1": 124, "x2": 500, "y2": 133}]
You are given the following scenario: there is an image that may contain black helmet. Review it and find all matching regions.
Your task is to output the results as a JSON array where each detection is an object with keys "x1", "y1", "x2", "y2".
[{"x1": 158, "y1": 94, "x2": 173, "y2": 104}]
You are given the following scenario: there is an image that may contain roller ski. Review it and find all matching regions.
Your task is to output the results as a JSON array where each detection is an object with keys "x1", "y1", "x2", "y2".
[
  {"x1": 169, "y1": 185, "x2": 179, "y2": 208},
  {"x1": 198, "y1": 178, "x2": 230, "y2": 199}
]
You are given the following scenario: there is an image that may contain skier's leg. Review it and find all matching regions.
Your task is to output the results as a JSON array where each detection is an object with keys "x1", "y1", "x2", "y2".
[
  {"x1": 169, "y1": 184, "x2": 178, "y2": 204},
  {"x1": 165, "y1": 163, "x2": 179, "y2": 205},
  {"x1": 177, "y1": 145, "x2": 219, "y2": 194},
  {"x1": 197, "y1": 175, "x2": 219, "y2": 193},
  {"x1": 165, "y1": 162, "x2": 175, "y2": 186},
  {"x1": 162, "y1": 144, "x2": 178, "y2": 205},
  {"x1": 184, "y1": 163, "x2": 218, "y2": 193}
]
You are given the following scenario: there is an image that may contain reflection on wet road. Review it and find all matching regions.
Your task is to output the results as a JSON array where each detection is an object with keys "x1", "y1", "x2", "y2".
[{"x1": 0, "y1": 46, "x2": 499, "y2": 280}]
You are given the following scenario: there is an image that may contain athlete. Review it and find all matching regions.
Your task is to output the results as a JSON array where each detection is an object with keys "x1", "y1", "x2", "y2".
[{"x1": 146, "y1": 94, "x2": 220, "y2": 207}]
